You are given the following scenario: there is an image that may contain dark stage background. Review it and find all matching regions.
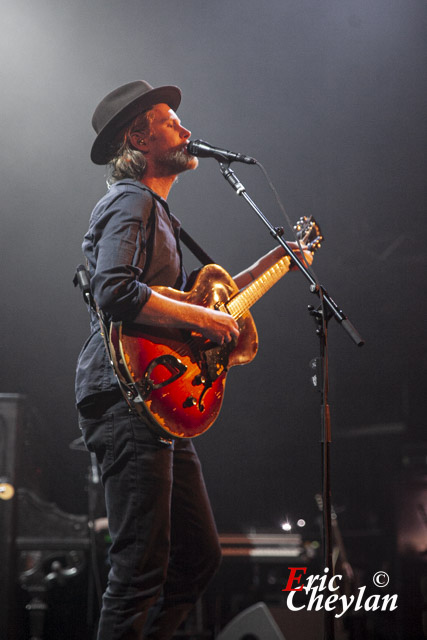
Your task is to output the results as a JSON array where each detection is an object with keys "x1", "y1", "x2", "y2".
[{"x1": 1, "y1": 0, "x2": 426, "y2": 637}]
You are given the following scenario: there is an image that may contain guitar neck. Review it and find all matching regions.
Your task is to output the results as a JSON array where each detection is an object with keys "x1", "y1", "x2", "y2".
[{"x1": 227, "y1": 256, "x2": 292, "y2": 320}]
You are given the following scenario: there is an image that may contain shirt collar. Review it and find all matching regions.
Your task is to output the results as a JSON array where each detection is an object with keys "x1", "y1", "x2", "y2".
[{"x1": 113, "y1": 179, "x2": 170, "y2": 213}]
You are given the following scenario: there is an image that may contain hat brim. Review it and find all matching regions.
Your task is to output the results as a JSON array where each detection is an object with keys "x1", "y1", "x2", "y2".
[{"x1": 91, "y1": 85, "x2": 182, "y2": 165}]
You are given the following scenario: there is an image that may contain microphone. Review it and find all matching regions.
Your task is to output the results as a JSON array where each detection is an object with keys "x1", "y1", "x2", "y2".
[{"x1": 187, "y1": 139, "x2": 257, "y2": 164}]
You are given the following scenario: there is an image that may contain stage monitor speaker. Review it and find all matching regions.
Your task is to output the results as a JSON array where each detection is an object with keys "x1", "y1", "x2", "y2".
[
  {"x1": 0, "y1": 393, "x2": 27, "y2": 639},
  {"x1": 216, "y1": 602, "x2": 286, "y2": 640}
]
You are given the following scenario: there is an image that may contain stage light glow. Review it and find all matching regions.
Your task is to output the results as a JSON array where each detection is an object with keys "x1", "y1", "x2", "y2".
[{"x1": 0, "y1": 480, "x2": 15, "y2": 501}]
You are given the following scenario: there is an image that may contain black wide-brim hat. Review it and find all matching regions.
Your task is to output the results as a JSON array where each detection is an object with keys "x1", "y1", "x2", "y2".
[{"x1": 90, "y1": 80, "x2": 182, "y2": 165}]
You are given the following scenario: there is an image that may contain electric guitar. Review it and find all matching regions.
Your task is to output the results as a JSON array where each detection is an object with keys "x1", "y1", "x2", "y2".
[{"x1": 108, "y1": 217, "x2": 322, "y2": 439}]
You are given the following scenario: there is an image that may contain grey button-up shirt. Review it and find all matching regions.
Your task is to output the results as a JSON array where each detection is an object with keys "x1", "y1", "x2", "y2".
[{"x1": 75, "y1": 179, "x2": 185, "y2": 406}]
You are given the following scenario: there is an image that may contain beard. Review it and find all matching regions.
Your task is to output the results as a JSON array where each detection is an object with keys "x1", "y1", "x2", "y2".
[{"x1": 156, "y1": 148, "x2": 199, "y2": 174}]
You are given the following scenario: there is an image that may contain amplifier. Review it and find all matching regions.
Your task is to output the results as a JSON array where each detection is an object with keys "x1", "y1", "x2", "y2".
[{"x1": 219, "y1": 533, "x2": 304, "y2": 560}]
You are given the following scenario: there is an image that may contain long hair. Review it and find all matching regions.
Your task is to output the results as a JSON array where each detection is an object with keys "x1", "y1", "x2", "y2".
[{"x1": 107, "y1": 109, "x2": 154, "y2": 186}]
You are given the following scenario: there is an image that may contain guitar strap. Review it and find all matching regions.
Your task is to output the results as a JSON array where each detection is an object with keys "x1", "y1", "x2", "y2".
[
  {"x1": 179, "y1": 226, "x2": 215, "y2": 266},
  {"x1": 141, "y1": 184, "x2": 215, "y2": 269}
]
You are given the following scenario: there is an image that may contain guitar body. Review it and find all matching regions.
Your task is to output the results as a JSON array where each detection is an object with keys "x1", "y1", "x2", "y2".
[
  {"x1": 107, "y1": 216, "x2": 322, "y2": 439},
  {"x1": 109, "y1": 264, "x2": 258, "y2": 439}
]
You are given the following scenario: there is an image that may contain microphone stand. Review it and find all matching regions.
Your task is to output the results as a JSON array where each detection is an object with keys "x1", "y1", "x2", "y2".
[{"x1": 218, "y1": 162, "x2": 364, "y2": 640}]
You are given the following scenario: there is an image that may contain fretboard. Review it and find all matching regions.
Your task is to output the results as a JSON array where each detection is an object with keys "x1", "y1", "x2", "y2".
[{"x1": 226, "y1": 256, "x2": 292, "y2": 320}]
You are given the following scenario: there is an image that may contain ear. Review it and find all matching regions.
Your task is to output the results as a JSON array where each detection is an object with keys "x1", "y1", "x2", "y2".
[{"x1": 130, "y1": 132, "x2": 148, "y2": 153}]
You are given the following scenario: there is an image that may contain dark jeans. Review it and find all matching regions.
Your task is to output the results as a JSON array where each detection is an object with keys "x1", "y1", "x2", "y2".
[{"x1": 79, "y1": 394, "x2": 221, "y2": 640}]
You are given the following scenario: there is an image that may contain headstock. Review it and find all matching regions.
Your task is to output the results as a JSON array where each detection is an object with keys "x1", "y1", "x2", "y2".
[{"x1": 293, "y1": 216, "x2": 323, "y2": 253}]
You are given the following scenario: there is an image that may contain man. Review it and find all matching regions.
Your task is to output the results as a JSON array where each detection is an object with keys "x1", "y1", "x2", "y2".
[{"x1": 76, "y1": 80, "x2": 310, "y2": 639}]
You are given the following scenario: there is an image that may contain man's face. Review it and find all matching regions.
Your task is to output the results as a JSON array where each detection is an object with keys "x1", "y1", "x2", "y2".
[{"x1": 144, "y1": 103, "x2": 198, "y2": 174}]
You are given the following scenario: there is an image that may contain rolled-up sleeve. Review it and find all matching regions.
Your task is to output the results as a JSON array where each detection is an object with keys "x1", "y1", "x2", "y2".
[{"x1": 88, "y1": 188, "x2": 153, "y2": 322}]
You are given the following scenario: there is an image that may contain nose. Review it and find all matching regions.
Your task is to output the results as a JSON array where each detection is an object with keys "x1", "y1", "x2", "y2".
[{"x1": 179, "y1": 124, "x2": 191, "y2": 139}]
